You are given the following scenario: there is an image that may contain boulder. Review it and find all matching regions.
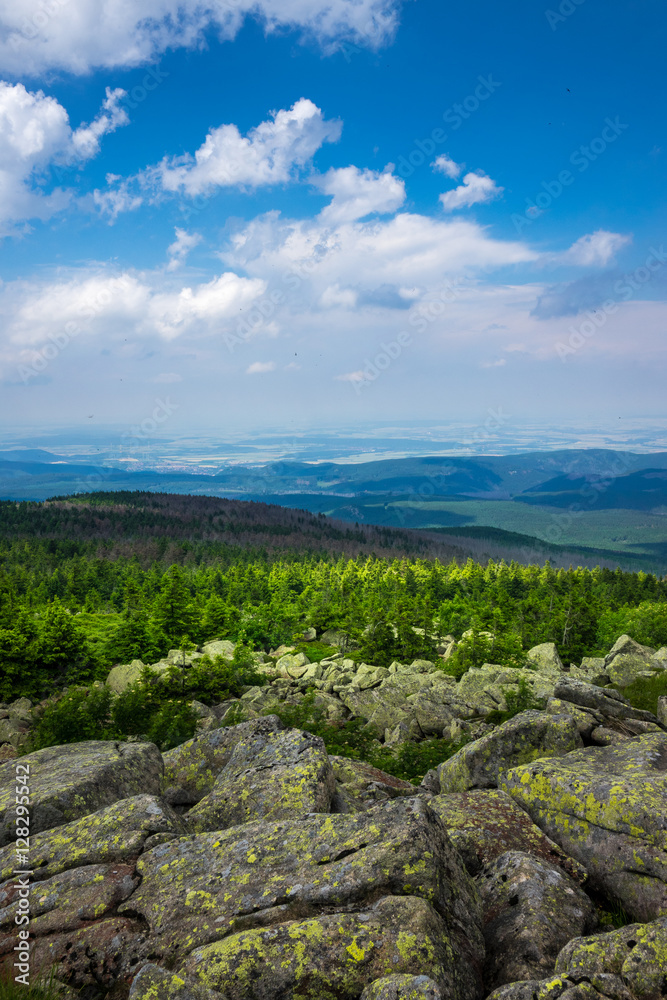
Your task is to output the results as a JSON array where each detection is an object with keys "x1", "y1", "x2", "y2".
[
  {"x1": 0, "y1": 741, "x2": 164, "y2": 847},
  {"x1": 479, "y1": 850, "x2": 597, "y2": 990},
  {"x1": 552, "y1": 679, "x2": 660, "y2": 725},
  {"x1": 162, "y1": 716, "x2": 284, "y2": 806},
  {"x1": 130, "y1": 964, "x2": 221, "y2": 1000},
  {"x1": 123, "y1": 797, "x2": 484, "y2": 992},
  {"x1": 0, "y1": 861, "x2": 139, "y2": 935},
  {"x1": 182, "y1": 896, "x2": 472, "y2": 1000},
  {"x1": 436, "y1": 711, "x2": 583, "y2": 793},
  {"x1": 556, "y1": 917, "x2": 667, "y2": 1000},
  {"x1": 526, "y1": 643, "x2": 565, "y2": 673},
  {"x1": 275, "y1": 652, "x2": 310, "y2": 677},
  {"x1": 0, "y1": 794, "x2": 186, "y2": 884},
  {"x1": 546, "y1": 697, "x2": 602, "y2": 737},
  {"x1": 502, "y1": 733, "x2": 667, "y2": 921},
  {"x1": 107, "y1": 659, "x2": 148, "y2": 694},
  {"x1": 330, "y1": 755, "x2": 415, "y2": 812},
  {"x1": 427, "y1": 790, "x2": 586, "y2": 882},
  {"x1": 202, "y1": 640, "x2": 235, "y2": 658},
  {"x1": 658, "y1": 696, "x2": 667, "y2": 727},
  {"x1": 569, "y1": 657, "x2": 609, "y2": 685},
  {"x1": 187, "y1": 727, "x2": 336, "y2": 831},
  {"x1": 360, "y1": 976, "x2": 443, "y2": 999},
  {"x1": 605, "y1": 635, "x2": 657, "y2": 687}
]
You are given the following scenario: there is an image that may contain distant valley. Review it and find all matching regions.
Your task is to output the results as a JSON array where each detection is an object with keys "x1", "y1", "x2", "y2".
[{"x1": 1, "y1": 448, "x2": 667, "y2": 572}]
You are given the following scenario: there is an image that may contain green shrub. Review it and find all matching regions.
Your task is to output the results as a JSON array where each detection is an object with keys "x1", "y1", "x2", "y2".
[
  {"x1": 160, "y1": 647, "x2": 266, "y2": 703},
  {"x1": 27, "y1": 674, "x2": 197, "y2": 753},
  {"x1": 0, "y1": 967, "x2": 69, "y2": 1000},
  {"x1": 264, "y1": 692, "x2": 468, "y2": 784},
  {"x1": 485, "y1": 678, "x2": 545, "y2": 725},
  {"x1": 596, "y1": 601, "x2": 667, "y2": 651},
  {"x1": 614, "y1": 671, "x2": 667, "y2": 715}
]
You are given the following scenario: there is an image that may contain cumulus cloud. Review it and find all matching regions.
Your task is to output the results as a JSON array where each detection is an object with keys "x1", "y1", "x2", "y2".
[
  {"x1": 557, "y1": 230, "x2": 631, "y2": 267},
  {"x1": 0, "y1": 82, "x2": 129, "y2": 234},
  {"x1": 317, "y1": 165, "x2": 405, "y2": 224},
  {"x1": 246, "y1": 361, "x2": 276, "y2": 374},
  {"x1": 0, "y1": 0, "x2": 401, "y2": 76},
  {"x1": 150, "y1": 98, "x2": 341, "y2": 197},
  {"x1": 223, "y1": 211, "x2": 536, "y2": 294},
  {"x1": 432, "y1": 154, "x2": 462, "y2": 180},
  {"x1": 439, "y1": 170, "x2": 503, "y2": 211},
  {"x1": 0, "y1": 269, "x2": 266, "y2": 366},
  {"x1": 166, "y1": 228, "x2": 202, "y2": 270}
]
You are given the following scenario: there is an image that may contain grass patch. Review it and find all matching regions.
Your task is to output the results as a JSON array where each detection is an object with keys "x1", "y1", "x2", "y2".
[
  {"x1": 614, "y1": 670, "x2": 667, "y2": 715},
  {"x1": 0, "y1": 968, "x2": 69, "y2": 1000}
]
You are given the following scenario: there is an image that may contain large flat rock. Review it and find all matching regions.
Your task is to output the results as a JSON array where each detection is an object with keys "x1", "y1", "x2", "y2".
[
  {"x1": 122, "y1": 797, "x2": 484, "y2": 994},
  {"x1": 0, "y1": 741, "x2": 163, "y2": 847},
  {"x1": 502, "y1": 733, "x2": 667, "y2": 921}
]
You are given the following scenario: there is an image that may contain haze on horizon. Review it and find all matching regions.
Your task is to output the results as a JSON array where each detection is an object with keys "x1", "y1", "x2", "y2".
[{"x1": 0, "y1": 0, "x2": 665, "y2": 448}]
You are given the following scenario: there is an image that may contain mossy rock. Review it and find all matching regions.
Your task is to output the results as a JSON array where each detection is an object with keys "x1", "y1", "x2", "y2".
[
  {"x1": 0, "y1": 740, "x2": 164, "y2": 847},
  {"x1": 186, "y1": 727, "x2": 336, "y2": 831},
  {"x1": 120, "y1": 797, "x2": 483, "y2": 984},
  {"x1": 436, "y1": 711, "x2": 583, "y2": 793},
  {"x1": 360, "y1": 975, "x2": 443, "y2": 999},
  {"x1": 181, "y1": 896, "x2": 476, "y2": 1000},
  {"x1": 0, "y1": 793, "x2": 186, "y2": 883},
  {"x1": 502, "y1": 733, "x2": 667, "y2": 921}
]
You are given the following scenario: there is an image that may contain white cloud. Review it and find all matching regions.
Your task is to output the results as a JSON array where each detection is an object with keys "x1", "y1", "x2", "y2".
[
  {"x1": 93, "y1": 176, "x2": 142, "y2": 222},
  {"x1": 432, "y1": 154, "x2": 462, "y2": 180},
  {"x1": 224, "y1": 210, "x2": 536, "y2": 294},
  {"x1": 0, "y1": 0, "x2": 401, "y2": 76},
  {"x1": 167, "y1": 228, "x2": 202, "y2": 270},
  {"x1": 320, "y1": 284, "x2": 358, "y2": 308},
  {"x1": 0, "y1": 82, "x2": 129, "y2": 234},
  {"x1": 153, "y1": 372, "x2": 182, "y2": 382},
  {"x1": 150, "y1": 98, "x2": 341, "y2": 197},
  {"x1": 480, "y1": 358, "x2": 507, "y2": 368},
  {"x1": 558, "y1": 230, "x2": 632, "y2": 267},
  {"x1": 246, "y1": 361, "x2": 276, "y2": 374},
  {"x1": 439, "y1": 171, "x2": 503, "y2": 212},
  {"x1": 317, "y1": 165, "x2": 405, "y2": 224},
  {"x1": 335, "y1": 370, "x2": 367, "y2": 383},
  {"x1": 0, "y1": 269, "x2": 266, "y2": 363}
]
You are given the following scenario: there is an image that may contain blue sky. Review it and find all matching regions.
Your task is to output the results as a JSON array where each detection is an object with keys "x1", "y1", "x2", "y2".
[{"x1": 0, "y1": 0, "x2": 665, "y2": 447}]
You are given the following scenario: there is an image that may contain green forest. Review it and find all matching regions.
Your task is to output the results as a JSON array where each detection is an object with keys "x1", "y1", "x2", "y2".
[{"x1": 2, "y1": 492, "x2": 667, "y2": 706}]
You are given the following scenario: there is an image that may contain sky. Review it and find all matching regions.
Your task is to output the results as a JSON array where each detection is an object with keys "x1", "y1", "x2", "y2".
[{"x1": 0, "y1": 0, "x2": 666, "y2": 451}]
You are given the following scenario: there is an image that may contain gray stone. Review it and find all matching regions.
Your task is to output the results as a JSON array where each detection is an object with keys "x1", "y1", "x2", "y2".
[
  {"x1": 187, "y1": 727, "x2": 336, "y2": 831},
  {"x1": 130, "y1": 964, "x2": 221, "y2": 1000},
  {"x1": 162, "y1": 716, "x2": 285, "y2": 806},
  {"x1": 479, "y1": 850, "x2": 597, "y2": 990},
  {"x1": 502, "y1": 733, "x2": 667, "y2": 921},
  {"x1": 437, "y1": 711, "x2": 582, "y2": 793},
  {"x1": 360, "y1": 974, "x2": 443, "y2": 999},
  {"x1": 0, "y1": 741, "x2": 164, "y2": 847}
]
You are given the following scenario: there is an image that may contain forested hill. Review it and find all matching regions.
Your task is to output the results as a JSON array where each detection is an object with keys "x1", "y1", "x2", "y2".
[
  {"x1": 1, "y1": 491, "x2": 472, "y2": 563},
  {"x1": 2, "y1": 491, "x2": 667, "y2": 704}
]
